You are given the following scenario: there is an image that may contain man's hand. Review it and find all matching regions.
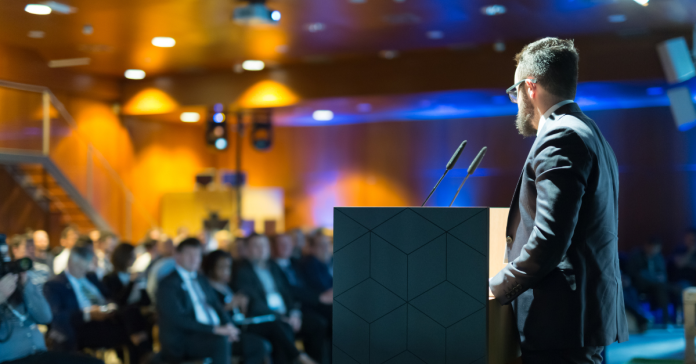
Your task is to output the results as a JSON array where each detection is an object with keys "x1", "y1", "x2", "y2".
[
  {"x1": 319, "y1": 289, "x2": 333, "y2": 305},
  {"x1": 0, "y1": 274, "x2": 18, "y2": 305},
  {"x1": 285, "y1": 312, "x2": 302, "y2": 333},
  {"x1": 213, "y1": 324, "x2": 241, "y2": 342},
  {"x1": 88, "y1": 306, "x2": 113, "y2": 321}
]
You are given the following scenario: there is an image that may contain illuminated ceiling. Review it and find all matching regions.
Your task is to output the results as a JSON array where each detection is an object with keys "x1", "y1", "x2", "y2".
[{"x1": 0, "y1": 0, "x2": 693, "y2": 77}]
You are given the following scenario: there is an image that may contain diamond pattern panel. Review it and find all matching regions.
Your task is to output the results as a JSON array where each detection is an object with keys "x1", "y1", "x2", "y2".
[
  {"x1": 373, "y1": 209, "x2": 444, "y2": 254},
  {"x1": 334, "y1": 233, "x2": 370, "y2": 296},
  {"x1": 370, "y1": 305, "x2": 407, "y2": 364},
  {"x1": 335, "y1": 279, "x2": 405, "y2": 323},
  {"x1": 447, "y1": 234, "x2": 487, "y2": 299},
  {"x1": 408, "y1": 235, "x2": 446, "y2": 300},
  {"x1": 446, "y1": 309, "x2": 486, "y2": 364},
  {"x1": 334, "y1": 207, "x2": 488, "y2": 364},
  {"x1": 371, "y1": 234, "x2": 407, "y2": 300},
  {"x1": 409, "y1": 282, "x2": 484, "y2": 327}
]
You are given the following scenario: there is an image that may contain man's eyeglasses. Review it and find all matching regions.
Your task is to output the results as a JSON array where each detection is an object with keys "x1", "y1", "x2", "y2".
[{"x1": 506, "y1": 78, "x2": 537, "y2": 103}]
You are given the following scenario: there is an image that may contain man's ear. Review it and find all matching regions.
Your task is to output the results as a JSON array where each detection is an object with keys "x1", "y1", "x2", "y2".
[{"x1": 526, "y1": 80, "x2": 537, "y2": 100}]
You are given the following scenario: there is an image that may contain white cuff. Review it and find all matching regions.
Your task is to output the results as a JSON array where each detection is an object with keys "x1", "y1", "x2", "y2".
[{"x1": 83, "y1": 308, "x2": 91, "y2": 322}]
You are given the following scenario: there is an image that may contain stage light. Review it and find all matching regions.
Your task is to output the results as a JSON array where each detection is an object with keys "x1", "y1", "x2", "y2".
[
  {"x1": 608, "y1": 14, "x2": 626, "y2": 23},
  {"x1": 124, "y1": 69, "x2": 146, "y2": 80},
  {"x1": 242, "y1": 60, "x2": 265, "y2": 71},
  {"x1": 313, "y1": 110, "x2": 334, "y2": 121},
  {"x1": 25, "y1": 4, "x2": 51, "y2": 15},
  {"x1": 215, "y1": 138, "x2": 228, "y2": 150},
  {"x1": 213, "y1": 113, "x2": 226, "y2": 123},
  {"x1": 271, "y1": 11, "x2": 281, "y2": 21},
  {"x1": 180, "y1": 112, "x2": 201, "y2": 123},
  {"x1": 633, "y1": 0, "x2": 649, "y2": 6},
  {"x1": 152, "y1": 37, "x2": 176, "y2": 48},
  {"x1": 482, "y1": 5, "x2": 506, "y2": 16}
]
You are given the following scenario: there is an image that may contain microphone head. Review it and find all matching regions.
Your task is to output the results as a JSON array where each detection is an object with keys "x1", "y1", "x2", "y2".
[
  {"x1": 446, "y1": 140, "x2": 467, "y2": 170},
  {"x1": 467, "y1": 147, "x2": 487, "y2": 175}
]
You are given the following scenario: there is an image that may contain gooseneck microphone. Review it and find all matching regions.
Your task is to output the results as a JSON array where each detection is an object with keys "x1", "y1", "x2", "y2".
[
  {"x1": 421, "y1": 140, "x2": 467, "y2": 207},
  {"x1": 449, "y1": 146, "x2": 487, "y2": 207}
]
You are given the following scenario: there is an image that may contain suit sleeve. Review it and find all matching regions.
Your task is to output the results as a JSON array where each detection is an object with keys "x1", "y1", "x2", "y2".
[
  {"x1": 156, "y1": 276, "x2": 217, "y2": 333},
  {"x1": 490, "y1": 127, "x2": 591, "y2": 305},
  {"x1": 24, "y1": 280, "x2": 52, "y2": 324}
]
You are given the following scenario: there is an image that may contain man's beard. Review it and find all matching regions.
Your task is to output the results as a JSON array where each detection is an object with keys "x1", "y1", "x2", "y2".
[{"x1": 515, "y1": 92, "x2": 537, "y2": 137}]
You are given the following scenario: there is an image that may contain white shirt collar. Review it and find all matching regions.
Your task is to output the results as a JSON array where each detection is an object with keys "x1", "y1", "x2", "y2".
[
  {"x1": 275, "y1": 258, "x2": 290, "y2": 268},
  {"x1": 537, "y1": 100, "x2": 575, "y2": 136},
  {"x1": 175, "y1": 264, "x2": 197, "y2": 280}
]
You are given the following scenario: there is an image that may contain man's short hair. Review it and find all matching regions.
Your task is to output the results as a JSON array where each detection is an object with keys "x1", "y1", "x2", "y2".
[
  {"x1": 243, "y1": 233, "x2": 265, "y2": 246},
  {"x1": 61, "y1": 224, "x2": 78, "y2": 239},
  {"x1": 176, "y1": 237, "x2": 202, "y2": 252},
  {"x1": 70, "y1": 245, "x2": 94, "y2": 262},
  {"x1": 98, "y1": 232, "x2": 116, "y2": 243},
  {"x1": 515, "y1": 37, "x2": 579, "y2": 99}
]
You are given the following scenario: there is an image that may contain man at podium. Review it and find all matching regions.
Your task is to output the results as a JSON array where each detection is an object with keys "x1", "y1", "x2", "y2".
[{"x1": 489, "y1": 38, "x2": 629, "y2": 363}]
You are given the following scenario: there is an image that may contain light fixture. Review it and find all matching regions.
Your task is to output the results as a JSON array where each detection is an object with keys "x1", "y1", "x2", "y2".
[
  {"x1": 608, "y1": 14, "x2": 626, "y2": 23},
  {"x1": 180, "y1": 112, "x2": 201, "y2": 123},
  {"x1": 215, "y1": 138, "x2": 228, "y2": 150},
  {"x1": 82, "y1": 24, "x2": 94, "y2": 35},
  {"x1": 633, "y1": 0, "x2": 648, "y2": 5},
  {"x1": 482, "y1": 5, "x2": 506, "y2": 16},
  {"x1": 152, "y1": 37, "x2": 176, "y2": 48},
  {"x1": 213, "y1": 113, "x2": 226, "y2": 123},
  {"x1": 28, "y1": 30, "x2": 45, "y2": 39},
  {"x1": 48, "y1": 58, "x2": 90, "y2": 68},
  {"x1": 124, "y1": 69, "x2": 146, "y2": 80},
  {"x1": 242, "y1": 60, "x2": 265, "y2": 71},
  {"x1": 312, "y1": 110, "x2": 334, "y2": 121},
  {"x1": 25, "y1": 4, "x2": 51, "y2": 15},
  {"x1": 306, "y1": 23, "x2": 326, "y2": 32},
  {"x1": 271, "y1": 10, "x2": 281, "y2": 21}
]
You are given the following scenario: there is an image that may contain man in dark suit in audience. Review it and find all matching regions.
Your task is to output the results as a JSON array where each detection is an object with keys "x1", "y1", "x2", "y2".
[
  {"x1": 43, "y1": 241, "x2": 139, "y2": 359},
  {"x1": 235, "y1": 234, "x2": 327, "y2": 363},
  {"x1": 156, "y1": 238, "x2": 240, "y2": 364},
  {"x1": 489, "y1": 38, "x2": 628, "y2": 363}
]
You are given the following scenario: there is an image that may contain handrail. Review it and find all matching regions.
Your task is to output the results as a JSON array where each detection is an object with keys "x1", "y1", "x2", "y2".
[{"x1": 0, "y1": 79, "x2": 156, "y2": 237}]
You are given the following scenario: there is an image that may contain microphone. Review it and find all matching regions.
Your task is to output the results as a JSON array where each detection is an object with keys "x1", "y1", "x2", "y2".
[
  {"x1": 421, "y1": 140, "x2": 467, "y2": 207},
  {"x1": 449, "y1": 146, "x2": 487, "y2": 207}
]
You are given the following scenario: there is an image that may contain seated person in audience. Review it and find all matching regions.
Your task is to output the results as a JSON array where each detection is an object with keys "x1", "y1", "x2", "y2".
[
  {"x1": 621, "y1": 272, "x2": 650, "y2": 333},
  {"x1": 32, "y1": 230, "x2": 55, "y2": 276},
  {"x1": 102, "y1": 243, "x2": 151, "y2": 308},
  {"x1": 288, "y1": 229, "x2": 307, "y2": 260},
  {"x1": 0, "y1": 271, "x2": 103, "y2": 364},
  {"x1": 627, "y1": 237, "x2": 683, "y2": 325},
  {"x1": 132, "y1": 238, "x2": 158, "y2": 273},
  {"x1": 156, "y1": 238, "x2": 240, "y2": 364},
  {"x1": 53, "y1": 225, "x2": 79, "y2": 274},
  {"x1": 673, "y1": 229, "x2": 696, "y2": 285},
  {"x1": 93, "y1": 232, "x2": 117, "y2": 280},
  {"x1": 9, "y1": 234, "x2": 52, "y2": 291},
  {"x1": 203, "y1": 250, "x2": 315, "y2": 364},
  {"x1": 43, "y1": 240, "x2": 149, "y2": 362},
  {"x1": 301, "y1": 232, "x2": 333, "y2": 297},
  {"x1": 234, "y1": 234, "x2": 328, "y2": 363},
  {"x1": 145, "y1": 241, "x2": 177, "y2": 305}
]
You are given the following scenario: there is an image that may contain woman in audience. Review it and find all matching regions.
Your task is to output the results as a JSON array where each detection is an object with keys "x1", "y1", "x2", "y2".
[
  {"x1": 203, "y1": 250, "x2": 316, "y2": 364},
  {"x1": 102, "y1": 243, "x2": 151, "y2": 308}
]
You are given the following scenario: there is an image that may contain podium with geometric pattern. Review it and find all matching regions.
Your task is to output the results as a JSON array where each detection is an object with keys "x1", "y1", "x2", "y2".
[{"x1": 333, "y1": 207, "x2": 519, "y2": 364}]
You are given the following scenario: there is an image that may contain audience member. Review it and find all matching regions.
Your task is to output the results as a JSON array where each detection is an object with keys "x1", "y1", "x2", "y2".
[
  {"x1": 102, "y1": 243, "x2": 151, "y2": 308},
  {"x1": 621, "y1": 273, "x2": 650, "y2": 333},
  {"x1": 627, "y1": 237, "x2": 683, "y2": 325},
  {"x1": 145, "y1": 239, "x2": 177, "y2": 304},
  {"x1": 88, "y1": 230, "x2": 101, "y2": 246},
  {"x1": 53, "y1": 225, "x2": 79, "y2": 274},
  {"x1": 288, "y1": 229, "x2": 307, "y2": 260},
  {"x1": 8, "y1": 234, "x2": 52, "y2": 290},
  {"x1": 301, "y1": 232, "x2": 333, "y2": 295},
  {"x1": 173, "y1": 226, "x2": 190, "y2": 246},
  {"x1": 203, "y1": 250, "x2": 314, "y2": 364},
  {"x1": 234, "y1": 234, "x2": 328, "y2": 363},
  {"x1": 32, "y1": 230, "x2": 54, "y2": 273},
  {"x1": 43, "y1": 240, "x2": 148, "y2": 362},
  {"x1": 156, "y1": 238, "x2": 240, "y2": 364},
  {"x1": 94, "y1": 232, "x2": 117, "y2": 280},
  {"x1": 673, "y1": 229, "x2": 696, "y2": 285},
  {"x1": 132, "y1": 239, "x2": 158, "y2": 273},
  {"x1": 0, "y1": 271, "x2": 102, "y2": 364}
]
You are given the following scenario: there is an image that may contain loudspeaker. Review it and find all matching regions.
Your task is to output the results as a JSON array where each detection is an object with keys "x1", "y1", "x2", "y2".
[
  {"x1": 667, "y1": 87, "x2": 696, "y2": 131},
  {"x1": 657, "y1": 37, "x2": 695, "y2": 84}
]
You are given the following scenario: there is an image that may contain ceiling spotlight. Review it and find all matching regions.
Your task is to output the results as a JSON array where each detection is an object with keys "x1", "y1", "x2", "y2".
[
  {"x1": 633, "y1": 0, "x2": 649, "y2": 5},
  {"x1": 28, "y1": 30, "x2": 45, "y2": 38},
  {"x1": 242, "y1": 60, "x2": 265, "y2": 71},
  {"x1": 312, "y1": 110, "x2": 334, "y2": 121},
  {"x1": 152, "y1": 37, "x2": 176, "y2": 48},
  {"x1": 25, "y1": 4, "x2": 52, "y2": 15},
  {"x1": 271, "y1": 10, "x2": 281, "y2": 21},
  {"x1": 215, "y1": 138, "x2": 228, "y2": 150},
  {"x1": 40, "y1": 1, "x2": 76, "y2": 14},
  {"x1": 180, "y1": 112, "x2": 201, "y2": 123},
  {"x1": 608, "y1": 14, "x2": 626, "y2": 23},
  {"x1": 306, "y1": 23, "x2": 326, "y2": 32},
  {"x1": 482, "y1": 5, "x2": 506, "y2": 16},
  {"x1": 213, "y1": 113, "x2": 226, "y2": 123},
  {"x1": 233, "y1": 2, "x2": 280, "y2": 26},
  {"x1": 124, "y1": 69, "x2": 146, "y2": 80}
]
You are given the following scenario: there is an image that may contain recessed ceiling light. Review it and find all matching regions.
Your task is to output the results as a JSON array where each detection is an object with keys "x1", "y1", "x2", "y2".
[
  {"x1": 25, "y1": 4, "x2": 51, "y2": 15},
  {"x1": 124, "y1": 69, "x2": 146, "y2": 80},
  {"x1": 306, "y1": 23, "x2": 326, "y2": 32},
  {"x1": 41, "y1": 1, "x2": 76, "y2": 14},
  {"x1": 180, "y1": 112, "x2": 201, "y2": 123},
  {"x1": 242, "y1": 60, "x2": 265, "y2": 71},
  {"x1": 493, "y1": 42, "x2": 506, "y2": 52},
  {"x1": 152, "y1": 37, "x2": 176, "y2": 48},
  {"x1": 28, "y1": 30, "x2": 45, "y2": 39},
  {"x1": 48, "y1": 58, "x2": 90, "y2": 68},
  {"x1": 482, "y1": 5, "x2": 506, "y2": 16},
  {"x1": 271, "y1": 10, "x2": 281, "y2": 21},
  {"x1": 427, "y1": 30, "x2": 444, "y2": 39},
  {"x1": 608, "y1": 14, "x2": 626, "y2": 23},
  {"x1": 633, "y1": 0, "x2": 649, "y2": 6},
  {"x1": 313, "y1": 110, "x2": 334, "y2": 121},
  {"x1": 379, "y1": 50, "x2": 399, "y2": 59}
]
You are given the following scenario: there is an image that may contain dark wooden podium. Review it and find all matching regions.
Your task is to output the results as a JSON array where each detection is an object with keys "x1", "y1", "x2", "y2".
[{"x1": 333, "y1": 207, "x2": 520, "y2": 364}]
